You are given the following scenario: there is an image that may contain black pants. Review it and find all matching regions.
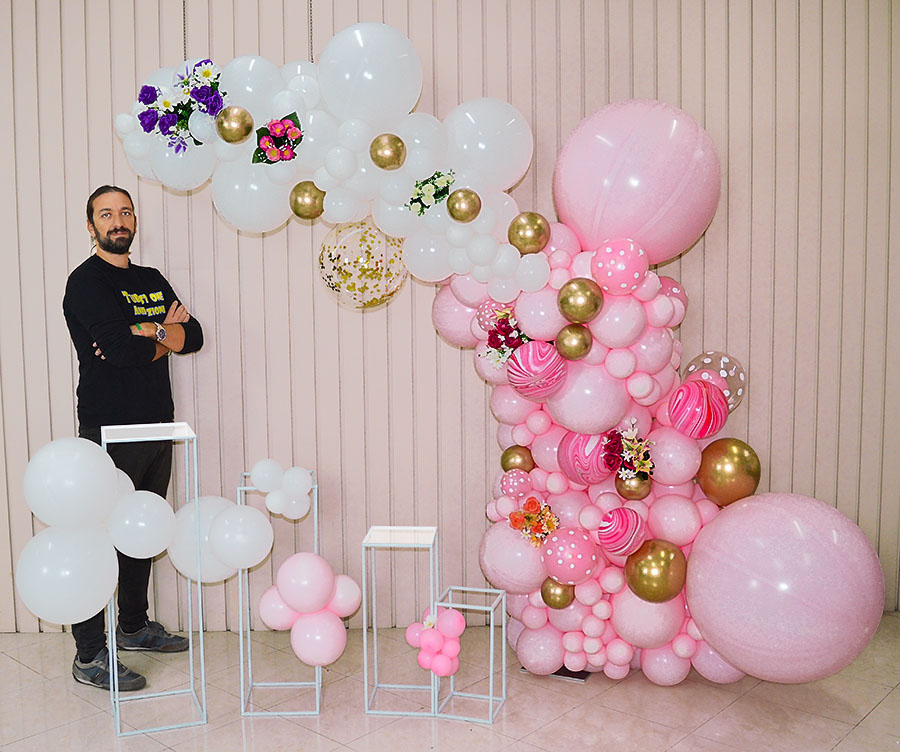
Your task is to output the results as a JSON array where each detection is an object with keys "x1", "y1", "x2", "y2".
[{"x1": 71, "y1": 427, "x2": 173, "y2": 662}]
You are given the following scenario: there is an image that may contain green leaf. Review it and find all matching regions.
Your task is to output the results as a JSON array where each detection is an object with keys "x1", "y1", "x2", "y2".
[{"x1": 251, "y1": 148, "x2": 266, "y2": 164}]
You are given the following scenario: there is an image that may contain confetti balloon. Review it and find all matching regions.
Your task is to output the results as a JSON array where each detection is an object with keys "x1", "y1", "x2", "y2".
[
  {"x1": 684, "y1": 351, "x2": 746, "y2": 412},
  {"x1": 507, "y1": 341, "x2": 569, "y2": 401},
  {"x1": 318, "y1": 216, "x2": 408, "y2": 309},
  {"x1": 541, "y1": 527, "x2": 600, "y2": 586},
  {"x1": 667, "y1": 380, "x2": 729, "y2": 439},
  {"x1": 596, "y1": 507, "x2": 648, "y2": 557}
]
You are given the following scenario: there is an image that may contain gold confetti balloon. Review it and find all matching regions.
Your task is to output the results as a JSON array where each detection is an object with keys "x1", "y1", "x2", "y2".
[
  {"x1": 215, "y1": 105, "x2": 254, "y2": 144},
  {"x1": 318, "y1": 217, "x2": 408, "y2": 310}
]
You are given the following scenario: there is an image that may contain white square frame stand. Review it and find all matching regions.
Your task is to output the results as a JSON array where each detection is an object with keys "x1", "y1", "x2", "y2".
[
  {"x1": 434, "y1": 586, "x2": 507, "y2": 724},
  {"x1": 361, "y1": 526, "x2": 440, "y2": 717},
  {"x1": 236, "y1": 470, "x2": 322, "y2": 716},
  {"x1": 101, "y1": 422, "x2": 207, "y2": 737}
]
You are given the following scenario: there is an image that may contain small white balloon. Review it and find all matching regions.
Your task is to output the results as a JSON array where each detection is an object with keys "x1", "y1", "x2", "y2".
[
  {"x1": 488, "y1": 276, "x2": 522, "y2": 303},
  {"x1": 492, "y1": 243, "x2": 521, "y2": 279},
  {"x1": 471, "y1": 264, "x2": 493, "y2": 283},
  {"x1": 422, "y1": 202, "x2": 450, "y2": 232},
  {"x1": 209, "y1": 504, "x2": 274, "y2": 569},
  {"x1": 337, "y1": 118, "x2": 375, "y2": 152},
  {"x1": 282, "y1": 467, "x2": 314, "y2": 497},
  {"x1": 215, "y1": 138, "x2": 251, "y2": 162},
  {"x1": 401, "y1": 148, "x2": 438, "y2": 181},
  {"x1": 448, "y1": 247, "x2": 473, "y2": 275},
  {"x1": 293, "y1": 109, "x2": 338, "y2": 171},
  {"x1": 344, "y1": 162, "x2": 381, "y2": 201},
  {"x1": 219, "y1": 55, "x2": 283, "y2": 120},
  {"x1": 116, "y1": 469, "x2": 135, "y2": 497},
  {"x1": 250, "y1": 458, "x2": 284, "y2": 493},
  {"x1": 107, "y1": 490, "x2": 176, "y2": 558},
  {"x1": 322, "y1": 186, "x2": 362, "y2": 224},
  {"x1": 265, "y1": 489, "x2": 289, "y2": 515},
  {"x1": 516, "y1": 252, "x2": 551, "y2": 292},
  {"x1": 150, "y1": 142, "x2": 217, "y2": 192},
  {"x1": 187, "y1": 110, "x2": 216, "y2": 143},
  {"x1": 123, "y1": 130, "x2": 152, "y2": 159},
  {"x1": 271, "y1": 89, "x2": 304, "y2": 117},
  {"x1": 168, "y1": 496, "x2": 237, "y2": 583},
  {"x1": 396, "y1": 112, "x2": 448, "y2": 159},
  {"x1": 324, "y1": 146, "x2": 358, "y2": 181},
  {"x1": 115, "y1": 112, "x2": 137, "y2": 138},
  {"x1": 466, "y1": 234, "x2": 500, "y2": 266},
  {"x1": 402, "y1": 230, "x2": 453, "y2": 283},
  {"x1": 372, "y1": 198, "x2": 419, "y2": 238},
  {"x1": 289, "y1": 74, "x2": 321, "y2": 110},
  {"x1": 446, "y1": 223, "x2": 474, "y2": 247},
  {"x1": 282, "y1": 494, "x2": 312, "y2": 521},
  {"x1": 313, "y1": 165, "x2": 340, "y2": 192},
  {"x1": 282, "y1": 60, "x2": 317, "y2": 84},
  {"x1": 379, "y1": 174, "x2": 416, "y2": 205}
]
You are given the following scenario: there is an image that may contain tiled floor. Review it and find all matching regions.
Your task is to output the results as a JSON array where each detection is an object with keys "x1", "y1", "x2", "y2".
[{"x1": 1, "y1": 613, "x2": 899, "y2": 751}]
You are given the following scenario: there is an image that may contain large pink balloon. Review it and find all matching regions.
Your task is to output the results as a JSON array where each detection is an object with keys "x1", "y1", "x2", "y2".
[
  {"x1": 610, "y1": 587, "x2": 685, "y2": 649},
  {"x1": 553, "y1": 99, "x2": 721, "y2": 265},
  {"x1": 546, "y1": 361, "x2": 630, "y2": 435},
  {"x1": 514, "y1": 287, "x2": 569, "y2": 341},
  {"x1": 516, "y1": 623, "x2": 566, "y2": 675},
  {"x1": 686, "y1": 493, "x2": 885, "y2": 683},
  {"x1": 276, "y1": 553, "x2": 336, "y2": 614},
  {"x1": 290, "y1": 609, "x2": 347, "y2": 666},
  {"x1": 479, "y1": 521, "x2": 546, "y2": 594},
  {"x1": 432, "y1": 285, "x2": 478, "y2": 348},
  {"x1": 490, "y1": 384, "x2": 539, "y2": 425}
]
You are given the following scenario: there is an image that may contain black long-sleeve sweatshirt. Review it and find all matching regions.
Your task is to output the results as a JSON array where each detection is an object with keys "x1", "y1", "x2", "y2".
[{"x1": 63, "y1": 253, "x2": 203, "y2": 428}]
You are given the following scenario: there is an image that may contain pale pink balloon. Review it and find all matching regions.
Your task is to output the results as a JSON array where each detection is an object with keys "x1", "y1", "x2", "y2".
[
  {"x1": 609, "y1": 588, "x2": 685, "y2": 649},
  {"x1": 578, "y1": 504, "x2": 604, "y2": 531},
  {"x1": 588, "y1": 296, "x2": 647, "y2": 349},
  {"x1": 508, "y1": 617, "x2": 526, "y2": 650},
  {"x1": 470, "y1": 317, "x2": 488, "y2": 341},
  {"x1": 512, "y1": 424, "x2": 534, "y2": 446},
  {"x1": 630, "y1": 327, "x2": 674, "y2": 375},
  {"x1": 506, "y1": 593, "x2": 529, "y2": 620},
  {"x1": 432, "y1": 285, "x2": 478, "y2": 348},
  {"x1": 647, "y1": 494, "x2": 702, "y2": 546},
  {"x1": 605, "y1": 348, "x2": 637, "y2": 379},
  {"x1": 449, "y1": 273, "x2": 490, "y2": 307},
  {"x1": 541, "y1": 527, "x2": 601, "y2": 586},
  {"x1": 327, "y1": 574, "x2": 362, "y2": 618},
  {"x1": 486, "y1": 501, "x2": 502, "y2": 521},
  {"x1": 490, "y1": 385, "x2": 539, "y2": 425},
  {"x1": 547, "y1": 221, "x2": 581, "y2": 257},
  {"x1": 530, "y1": 424, "x2": 568, "y2": 472},
  {"x1": 431, "y1": 653, "x2": 455, "y2": 677},
  {"x1": 526, "y1": 410, "x2": 552, "y2": 435},
  {"x1": 495, "y1": 495, "x2": 518, "y2": 518},
  {"x1": 633, "y1": 271, "x2": 661, "y2": 302},
  {"x1": 562, "y1": 631, "x2": 584, "y2": 652},
  {"x1": 528, "y1": 589, "x2": 546, "y2": 608},
  {"x1": 546, "y1": 598, "x2": 591, "y2": 632},
  {"x1": 626, "y1": 371, "x2": 654, "y2": 400},
  {"x1": 582, "y1": 341, "x2": 610, "y2": 365},
  {"x1": 605, "y1": 637, "x2": 634, "y2": 666},
  {"x1": 529, "y1": 467, "x2": 549, "y2": 492},
  {"x1": 514, "y1": 287, "x2": 569, "y2": 341},
  {"x1": 546, "y1": 361, "x2": 630, "y2": 435},
  {"x1": 546, "y1": 472, "x2": 569, "y2": 495},
  {"x1": 497, "y1": 423, "x2": 515, "y2": 450},
  {"x1": 516, "y1": 623, "x2": 566, "y2": 675},
  {"x1": 686, "y1": 493, "x2": 885, "y2": 683},
  {"x1": 405, "y1": 621, "x2": 424, "y2": 647},
  {"x1": 549, "y1": 267, "x2": 572, "y2": 289},
  {"x1": 259, "y1": 585, "x2": 300, "y2": 630},
  {"x1": 614, "y1": 405, "x2": 653, "y2": 437},
  {"x1": 647, "y1": 426, "x2": 702, "y2": 485},
  {"x1": 643, "y1": 295, "x2": 675, "y2": 328},
  {"x1": 419, "y1": 627, "x2": 445, "y2": 653},
  {"x1": 590, "y1": 238, "x2": 649, "y2": 295},
  {"x1": 598, "y1": 566, "x2": 626, "y2": 594},
  {"x1": 593, "y1": 491, "x2": 623, "y2": 515},
  {"x1": 564, "y1": 651, "x2": 588, "y2": 672},
  {"x1": 417, "y1": 649, "x2": 434, "y2": 669},
  {"x1": 691, "y1": 640, "x2": 745, "y2": 684},
  {"x1": 695, "y1": 498, "x2": 720, "y2": 525},
  {"x1": 553, "y1": 99, "x2": 721, "y2": 265},
  {"x1": 575, "y1": 578, "x2": 604, "y2": 606},
  {"x1": 641, "y1": 644, "x2": 691, "y2": 686},
  {"x1": 546, "y1": 489, "x2": 591, "y2": 527},
  {"x1": 290, "y1": 609, "x2": 347, "y2": 666},
  {"x1": 655, "y1": 480, "x2": 696, "y2": 497},
  {"x1": 549, "y1": 250, "x2": 572, "y2": 269},
  {"x1": 479, "y1": 521, "x2": 547, "y2": 594},
  {"x1": 603, "y1": 662, "x2": 631, "y2": 680},
  {"x1": 581, "y1": 614, "x2": 605, "y2": 637},
  {"x1": 276, "y1": 552, "x2": 336, "y2": 614},
  {"x1": 672, "y1": 633, "x2": 699, "y2": 659},
  {"x1": 474, "y1": 342, "x2": 509, "y2": 385}
]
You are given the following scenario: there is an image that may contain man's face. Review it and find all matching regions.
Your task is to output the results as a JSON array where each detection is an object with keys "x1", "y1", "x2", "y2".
[{"x1": 88, "y1": 192, "x2": 136, "y2": 254}]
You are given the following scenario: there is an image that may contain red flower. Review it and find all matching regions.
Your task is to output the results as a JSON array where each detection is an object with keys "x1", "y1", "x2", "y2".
[
  {"x1": 532, "y1": 523, "x2": 544, "y2": 535},
  {"x1": 603, "y1": 452, "x2": 623, "y2": 473},
  {"x1": 509, "y1": 511, "x2": 525, "y2": 530},
  {"x1": 487, "y1": 331, "x2": 503, "y2": 349},
  {"x1": 603, "y1": 430, "x2": 623, "y2": 456},
  {"x1": 522, "y1": 497, "x2": 541, "y2": 514},
  {"x1": 496, "y1": 317, "x2": 513, "y2": 335}
]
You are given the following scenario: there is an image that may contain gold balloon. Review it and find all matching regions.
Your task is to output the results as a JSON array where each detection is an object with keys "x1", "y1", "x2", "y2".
[
  {"x1": 696, "y1": 438, "x2": 761, "y2": 506},
  {"x1": 369, "y1": 133, "x2": 407, "y2": 170},
  {"x1": 508, "y1": 212, "x2": 551, "y2": 255},
  {"x1": 215, "y1": 105, "x2": 254, "y2": 144},
  {"x1": 555, "y1": 323, "x2": 592, "y2": 360},
  {"x1": 557, "y1": 278, "x2": 604, "y2": 323},
  {"x1": 289, "y1": 181, "x2": 326, "y2": 220},
  {"x1": 501, "y1": 445, "x2": 535, "y2": 473},
  {"x1": 615, "y1": 474, "x2": 652, "y2": 501},
  {"x1": 541, "y1": 577, "x2": 575, "y2": 610},
  {"x1": 625, "y1": 539, "x2": 686, "y2": 603},
  {"x1": 446, "y1": 188, "x2": 482, "y2": 223}
]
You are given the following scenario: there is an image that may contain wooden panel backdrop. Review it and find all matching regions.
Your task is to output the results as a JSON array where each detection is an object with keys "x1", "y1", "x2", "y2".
[{"x1": 0, "y1": 0, "x2": 897, "y2": 633}]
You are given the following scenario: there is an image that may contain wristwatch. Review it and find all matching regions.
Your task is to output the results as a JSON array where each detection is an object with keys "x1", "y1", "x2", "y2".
[{"x1": 154, "y1": 322, "x2": 167, "y2": 342}]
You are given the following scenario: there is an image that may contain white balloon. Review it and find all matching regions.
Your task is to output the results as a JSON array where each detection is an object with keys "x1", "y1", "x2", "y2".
[
  {"x1": 215, "y1": 138, "x2": 252, "y2": 162},
  {"x1": 492, "y1": 243, "x2": 521, "y2": 278},
  {"x1": 115, "y1": 112, "x2": 136, "y2": 138},
  {"x1": 402, "y1": 231, "x2": 453, "y2": 282},
  {"x1": 484, "y1": 192, "x2": 521, "y2": 238},
  {"x1": 126, "y1": 152, "x2": 156, "y2": 180},
  {"x1": 282, "y1": 60, "x2": 317, "y2": 84},
  {"x1": 282, "y1": 467, "x2": 313, "y2": 497},
  {"x1": 488, "y1": 276, "x2": 522, "y2": 303},
  {"x1": 116, "y1": 468, "x2": 135, "y2": 497},
  {"x1": 446, "y1": 223, "x2": 474, "y2": 247},
  {"x1": 123, "y1": 130, "x2": 152, "y2": 159},
  {"x1": 444, "y1": 98, "x2": 534, "y2": 191},
  {"x1": 294, "y1": 109, "x2": 338, "y2": 170},
  {"x1": 212, "y1": 161, "x2": 292, "y2": 233},
  {"x1": 516, "y1": 252, "x2": 551, "y2": 292},
  {"x1": 167, "y1": 496, "x2": 237, "y2": 583},
  {"x1": 322, "y1": 186, "x2": 361, "y2": 224},
  {"x1": 313, "y1": 166, "x2": 340, "y2": 192},
  {"x1": 23, "y1": 438, "x2": 118, "y2": 527},
  {"x1": 402, "y1": 148, "x2": 439, "y2": 181},
  {"x1": 473, "y1": 208, "x2": 497, "y2": 235},
  {"x1": 449, "y1": 247, "x2": 473, "y2": 275},
  {"x1": 267, "y1": 157, "x2": 304, "y2": 186},
  {"x1": 282, "y1": 494, "x2": 312, "y2": 521},
  {"x1": 209, "y1": 504, "x2": 274, "y2": 569},
  {"x1": 396, "y1": 113, "x2": 447, "y2": 159},
  {"x1": 150, "y1": 142, "x2": 217, "y2": 192},
  {"x1": 250, "y1": 458, "x2": 284, "y2": 492},
  {"x1": 318, "y1": 22, "x2": 423, "y2": 122},
  {"x1": 466, "y1": 234, "x2": 500, "y2": 266},
  {"x1": 289, "y1": 75, "x2": 321, "y2": 110},
  {"x1": 372, "y1": 198, "x2": 418, "y2": 238},
  {"x1": 338, "y1": 118, "x2": 375, "y2": 152},
  {"x1": 423, "y1": 202, "x2": 450, "y2": 232},
  {"x1": 345, "y1": 161, "x2": 381, "y2": 201},
  {"x1": 271, "y1": 89, "x2": 304, "y2": 117},
  {"x1": 107, "y1": 490, "x2": 175, "y2": 558},
  {"x1": 143, "y1": 66, "x2": 177, "y2": 89},
  {"x1": 265, "y1": 489, "x2": 288, "y2": 515},
  {"x1": 379, "y1": 174, "x2": 416, "y2": 205},
  {"x1": 471, "y1": 264, "x2": 493, "y2": 283},
  {"x1": 15, "y1": 526, "x2": 118, "y2": 625},
  {"x1": 187, "y1": 110, "x2": 216, "y2": 144},
  {"x1": 219, "y1": 55, "x2": 283, "y2": 120},
  {"x1": 324, "y1": 145, "x2": 357, "y2": 181}
]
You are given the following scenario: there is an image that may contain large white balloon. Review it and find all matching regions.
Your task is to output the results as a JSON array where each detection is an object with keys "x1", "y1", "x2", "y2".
[
  {"x1": 150, "y1": 142, "x2": 217, "y2": 191},
  {"x1": 218, "y1": 55, "x2": 283, "y2": 121},
  {"x1": 167, "y1": 496, "x2": 237, "y2": 583},
  {"x1": 444, "y1": 98, "x2": 534, "y2": 191},
  {"x1": 396, "y1": 113, "x2": 447, "y2": 162},
  {"x1": 402, "y1": 230, "x2": 453, "y2": 282},
  {"x1": 23, "y1": 438, "x2": 118, "y2": 527},
  {"x1": 212, "y1": 161, "x2": 292, "y2": 233},
  {"x1": 208, "y1": 504, "x2": 274, "y2": 569},
  {"x1": 317, "y1": 23, "x2": 423, "y2": 123},
  {"x1": 15, "y1": 526, "x2": 118, "y2": 625},
  {"x1": 107, "y1": 490, "x2": 176, "y2": 559}
]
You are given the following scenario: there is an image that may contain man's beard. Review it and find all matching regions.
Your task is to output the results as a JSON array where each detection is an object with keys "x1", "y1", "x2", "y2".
[{"x1": 96, "y1": 228, "x2": 134, "y2": 254}]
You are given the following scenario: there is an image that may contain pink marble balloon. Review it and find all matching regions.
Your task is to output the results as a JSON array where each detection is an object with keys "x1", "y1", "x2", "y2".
[
  {"x1": 541, "y1": 527, "x2": 601, "y2": 586},
  {"x1": 596, "y1": 507, "x2": 648, "y2": 557},
  {"x1": 557, "y1": 432, "x2": 612, "y2": 485},
  {"x1": 506, "y1": 341, "x2": 569, "y2": 401},
  {"x1": 667, "y1": 380, "x2": 729, "y2": 439},
  {"x1": 590, "y1": 238, "x2": 649, "y2": 295}
]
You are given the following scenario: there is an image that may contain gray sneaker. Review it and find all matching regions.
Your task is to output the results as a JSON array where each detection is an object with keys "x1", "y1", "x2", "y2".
[
  {"x1": 116, "y1": 620, "x2": 189, "y2": 652},
  {"x1": 72, "y1": 647, "x2": 146, "y2": 691}
]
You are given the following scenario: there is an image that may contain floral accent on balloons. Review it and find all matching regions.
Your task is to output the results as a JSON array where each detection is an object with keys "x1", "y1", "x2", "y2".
[
  {"x1": 509, "y1": 496, "x2": 559, "y2": 547},
  {"x1": 480, "y1": 308, "x2": 530, "y2": 367},
  {"x1": 406, "y1": 169, "x2": 455, "y2": 216},
  {"x1": 602, "y1": 420, "x2": 654, "y2": 481},
  {"x1": 253, "y1": 113, "x2": 303, "y2": 163}
]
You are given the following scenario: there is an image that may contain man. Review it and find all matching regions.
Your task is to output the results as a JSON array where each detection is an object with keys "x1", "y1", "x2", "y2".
[{"x1": 63, "y1": 185, "x2": 204, "y2": 691}]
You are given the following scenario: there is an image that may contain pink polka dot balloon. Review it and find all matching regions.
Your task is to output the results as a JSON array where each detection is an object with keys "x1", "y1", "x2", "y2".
[
  {"x1": 596, "y1": 507, "x2": 648, "y2": 556},
  {"x1": 557, "y1": 431, "x2": 612, "y2": 485},
  {"x1": 507, "y1": 341, "x2": 569, "y2": 401},
  {"x1": 542, "y1": 527, "x2": 600, "y2": 585},
  {"x1": 667, "y1": 380, "x2": 729, "y2": 439},
  {"x1": 591, "y1": 238, "x2": 649, "y2": 295},
  {"x1": 500, "y1": 468, "x2": 532, "y2": 497},
  {"x1": 475, "y1": 299, "x2": 506, "y2": 331}
]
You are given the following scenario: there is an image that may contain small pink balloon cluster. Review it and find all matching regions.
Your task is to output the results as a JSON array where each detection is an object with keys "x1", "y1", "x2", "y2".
[
  {"x1": 258, "y1": 552, "x2": 361, "y2": 667},
  {"x1": 405, "y1": 607, "x2": 467, "y2": 678}
]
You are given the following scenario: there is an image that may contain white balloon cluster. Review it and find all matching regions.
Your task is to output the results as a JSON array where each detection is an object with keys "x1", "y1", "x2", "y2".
[
  {"x1": 114, "y1": 22, "x2": 550, "y2": 296},
  {"x1": 250, "y1": 458, "x2": 314, "y2": 521}
]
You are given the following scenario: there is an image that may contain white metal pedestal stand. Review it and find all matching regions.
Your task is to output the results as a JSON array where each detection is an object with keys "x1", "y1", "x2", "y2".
[
  {"x1": 236, "y1": 471, "x2": 322, "y2": 715},
  {"x1": 101, "y1": 422, "x2": 207, "y2": 737}
]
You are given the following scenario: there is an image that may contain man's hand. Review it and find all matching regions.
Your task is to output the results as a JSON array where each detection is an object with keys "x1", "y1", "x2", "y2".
[{"x1": 164, "y1": 301, "x2": 190, "y2": 324}]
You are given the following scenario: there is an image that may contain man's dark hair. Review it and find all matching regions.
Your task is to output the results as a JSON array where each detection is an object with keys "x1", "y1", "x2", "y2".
[{"x1": 86, "y1": 185, "x2": 134, "y2": 225}]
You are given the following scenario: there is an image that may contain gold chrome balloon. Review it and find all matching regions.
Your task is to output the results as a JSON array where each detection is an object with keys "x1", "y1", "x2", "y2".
[
  {"x1": 541, "y1": 577, "x2": 576, "y2": 610},
  {"x1": 555, "y1": 323, "x2": 592, "y2": 360},
  {"x1": 696, "y1": 438, "x2": 761, "y2": 506},
  {"x1": 369, "y1": 133, "x2": 407, "y2": 170},
  {"x1": 625, "y1": 539, "x2": 686, "y2": 603},
  {"x1": 557, "y1": 277, "x2": 604, "y2": 323},
  {"x1": 215, "y1": 105, "x2": 254, "y2": 144},
  {"x1": 501, "y1": 445, "x2": 535, "y2": 473},
  {"x1": 446, "y1": 188, "x2": 482, "y2": 223},
  {"x1": 508, "y1": 212, "x2": 551, "y2": 255},
  {"x1": 289, "y1": 181, "x2": 326, "y2": 220},
  {"x1": 615, "y1": 474, "x2": 652, "y2": 501}
]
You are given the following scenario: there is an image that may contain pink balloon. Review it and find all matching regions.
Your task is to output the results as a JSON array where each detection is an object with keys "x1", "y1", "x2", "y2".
[
  {"x1": 516, "y1": 623, "x2": 565, "y2": 675},
  {"x1": 575, "y1": 578, "x2": 604, "y2": 606},
  {"x1": 547, "y1": 221, "x2": 581, "y2": 257},
  {"x1": 578, "y1": 504, "x2": 604, "y2": 531},
  {"x1": 667, "y1": 380, "x2": 729, "y2": 440},
  {"x1": 479, "y1": 521, "x2": 547, "y2": 594},
  {"x1": 500, "y1": 469, "x2": 532, "y2": 498},
  {"x1": 419, "y1": 628, "x2": 445, "y2": 653},
  {"x1": 432, "y1": 285, "x2": 478, "y2": 348},
  {"x1": 405, "y1": 622, "x2": 424, "y2": 647},
  {"x1": 546, "y1": 361, "x2": 630, "y2": 435},
  {"x1": 647, "y1": 494, "x2": 702, "y2": 546},
  {"x1": 686, "y1": 493, "x2": 885, "y2": 683},
  {"x1": 605, "y1": 348, "x2": 637, "y2": 379},
  {"x1": 605, "y1": 638, "x2": 634, "y2": 666},
  {"x1": 437, "y1": 608, "x2": 466, "y2": 638},
  {"x1": 506, "y1": 593, "x2": 529, "y2": 620},
  {"x1": 529, "y1": 467, "x2": 549, "y2": 492},
  {"x1": 630, "y1": 327, "x2": 674, "y2": 375},
  {"x1": 431, "y1": 653, "x2": 455, "y2": 677},
  {"x1": 690, "y1": 640, "x2": 745, "y2": 684},
  {"x1": 490, "y1": 385, "x2": 539, "y2": 425},
  {"x1": 514, "y1": 287, "x2": 569, "y2": 341},
  {"x1": 290, "y1": 609, "x2": 347, "y2": 666},
  {"x1": 546, "y1": 489, "x2": 591, "y2": 527},
  {"x1": 449, "y1": 273, "x2": 490, "y2": 307},
  {"x1": 672, "y1": 633, "x2": 698, "y2": 659},
  {"x1": 633, "y1": 271, "x2": 661, "y2": 302},
  {"x1": 530, "y1": 424, "x2": 568, "y2": 473},
  {"x1": 417, "y1": 649, "x2": 434, "y2": 669},
  {"x1": 597, "y1": 507, "x2": 648, "y2": 557},
  {"x1": 564, "y1": 650, "x2": 588, "y2": 672},
  {"x1": 614, "y1": 405, "x2": 653, "y2": 438},
  {"x1": 658, "y1": 276, "x2": 689, "y2": 310},
  {"x1": 609, "y1": 588, "x2": 685, "y2": 649},
  {"x1": 526, "y1": 410, "x2": 552, "y2": 435},
  {"x1": 276, "y1": 553, "x2": 336, "y2": 614},
  {"x1": 553, "y1": 99, "x2": 721, "y2": 265},
  {"x1": 641, "y1": 644, "x2": 691, "y2": 686},
  {"x1": 590, "y1": 238, "x2": 649, "y2": 295},
  {"x1": 474, "y1": 342, "x2": 510, "y2": 385},
  {"x1": 562, "y1": 631, "x2": 584, "y2": 652},
  {"x1": 258, "y1": 585, "x2": 300, "y2": 630},
  {"x1": 512, "y1": 424, "x2": 534, "y2": 446},
  {"x1": 588, "y1": 296, "x2": 647, "y2": 349},
  {"x1": 603, "y1": 662, "x2": 631, "y2": 680},
  {"x1": 497, "y1": 423, "x2": 515, "y2": 451},
  {"x1": 541, "y1": 527, "x2": 601, "y2": 586},
  {"x1": 546, "y1": 598, "x2": 591, "y2": 632},
  {"x1": 327, "y1": 574, "x2": 362, "y2": 618},
  {"x1": 441, "y1": 637, "x2": 461, "y2": 658},
  {"x1": 558, "y1": 432, "x2": 613, "y2": 485},
  {"x1": 507, "y1": 341, "x2": 569, "y2": 401},
  {"x1": 546, "y1": 472, "x2": 569, "y2": 495},
  {"x1": 647, "y1": 426, "x2": 702, "y2": 485},
  {"x1": 508, "y1": 617, "x2": 525, "y2": 650}
]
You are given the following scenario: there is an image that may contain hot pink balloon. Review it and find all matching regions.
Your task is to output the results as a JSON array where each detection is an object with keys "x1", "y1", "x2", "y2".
[
  {"x1": 516, "y1": 623, "x2": 565, "y2": 675},
  {"x1": 557, "y1": 432, "x2": 612, "y2": 485},
  {"x1": 437, "y1": 608, "x2": 467, "y2": 638},
  {"x1": 290, "y1": 609, "x2": 347, "y2": 666},
  {"x1": 506, "y1": 341, "x2": 569, "y2": 401},
  {"x1": 474, "y1": 298, "x2": 506, "y2": 331},
  {"x1": 597, "y1": 507, "x2": 648, "y2": 557},
  {"x1": 546, "y1": 361, "x2": 630, "y2": 435},
  {"x1": 490, "y1": 385, "x2": 539, "y2": 425},
  {"x1": 327, "y1": 573, "x2": 362, "y2": 618},
  {"x1": 667, "y1": 380, "x2": 729, "y2": 440},
  {"x1": 514, "y1": 287, "x2": 569, "y2": 341},
  {"x1": 691, "y1": 640, "x2": 745, "y2": 684},
  {"x1": 686, "y1": 493, "x2": 885, "y2": 683},
  {"x1": 641, "y1": 644, "x2": 691, "y2": 686},
  {"x1": 590, "y1": 238, "x2": 649, "y2": 295},
  {"x1": 258, "y1": 585, "x2": 300, "y2": 630},
  {"x1": 276, "y1": 552, "x2": 336, "y2": 614},
  {"x1": 500, "y1": 469, "x2": 532, "y2": 498},
  {"x1": 419, "y1": 627, "x2": 445, "y2": 653},
  {"x1": 432, "y1": 284, "x2": 478, "y2": 348},
  {"x1": 479, "y1": 521, "x2": 547, "y2": 594},
  {"x1": 609, "y1": 588, "x2": 685, "y2": 649},
  {"x1": 553, "y1": 99, "x2": 721, "y2": 265},
  {"x1": 647, "y1": 426, "x2": 702, "y2": 485},
  {"x1": 405, "y1": 621, "x2": 424, "y2": 647},
  {"x1": 541, "y1": 527, "x2": 601, "y2": 586},
  {"x1": 588, "y1": 296, "x2": 647, "y2": 349}
]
